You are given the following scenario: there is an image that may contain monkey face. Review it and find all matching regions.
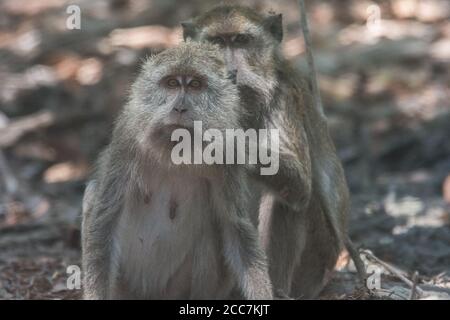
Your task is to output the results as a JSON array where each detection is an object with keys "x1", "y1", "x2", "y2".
[
  {"x1": 182, "y1": 6, "x2": 282, "y2": 94},
  {"x1": 182, "y1": 6, "x2": 283, "y2": 82},
  {"x1": 156, "y1": 73, "x2": 209, "y2": 128},
  {"x1": 127, "y1": 42, "x2": 242, "y2": 156}
]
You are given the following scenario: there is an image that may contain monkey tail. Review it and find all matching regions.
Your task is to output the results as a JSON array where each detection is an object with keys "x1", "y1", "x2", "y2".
[
  {"x1": 317, "y1": 189, "x2": 367, "y2": 288},
  {"x1": 343, "y1": 235, "x2": 367, "y2": 285}
]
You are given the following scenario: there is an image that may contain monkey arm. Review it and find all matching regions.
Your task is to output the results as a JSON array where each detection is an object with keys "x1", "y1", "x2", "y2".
[
  {"x1": 215, "y1": 175, "x2": 273, "y2": 299},
  {"x1": 221, "y1": 218, "x2": 273, "y2": 299},
  {"x1": 82, "y1": 180, "x2": 109, "y2": 299},
  {"x1": 259, "y1": 153, "x2": 311, "y2": 212},
  {"x1": 82, "y1": 157, "x2": 128, "y2": 299},
  {"x1": 82, "y1": 180, "x2": 118, "y2": 299},
  {"x1": 247, "y1": 118, "x2": 312, "y2": 213}
]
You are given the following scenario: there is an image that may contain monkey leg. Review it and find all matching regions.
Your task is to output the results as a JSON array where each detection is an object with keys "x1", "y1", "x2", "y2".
[
  {"x1": 290, "y1": 199, "x2": 341, "y2": 299},
  {"x1": 222, "y1": 216, "x2": 274, "y2": 300},
  {"x1": 264, "y1": 201, "x2": 307, "y2": 298},
  {"x1": 82, "y1": 179, "x2": 124, "y2": 299}
]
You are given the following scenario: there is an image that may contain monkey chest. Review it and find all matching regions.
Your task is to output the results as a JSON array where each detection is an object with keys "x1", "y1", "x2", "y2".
[{"x1": 113, "y1": 178, "x2": 231, "y2": 299}]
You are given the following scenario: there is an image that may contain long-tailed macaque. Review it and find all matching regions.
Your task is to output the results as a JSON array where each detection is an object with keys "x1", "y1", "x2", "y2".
[
  {"x1": 82, "y1": 42, "x2": 273, "y2": 299},
  {"x1": 182, "y1": 6, "x2": 352, "y2": 298}
]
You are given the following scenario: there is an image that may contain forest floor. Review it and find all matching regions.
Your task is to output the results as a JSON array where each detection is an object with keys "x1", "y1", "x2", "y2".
[{"x1": 0, "y1": 0, "x2": 449, "y2": 299}]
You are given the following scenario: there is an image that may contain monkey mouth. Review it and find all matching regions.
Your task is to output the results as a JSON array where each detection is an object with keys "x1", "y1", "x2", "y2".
[
  {"x1": 151, "y1": 123, "x2": 194, "y2": 142},
  {"x1": 162, "y1": 123, "x2": 194, "y2": 132}
]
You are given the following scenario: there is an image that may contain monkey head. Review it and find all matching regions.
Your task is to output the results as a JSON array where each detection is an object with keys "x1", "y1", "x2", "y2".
[
  {"x1": 182, "y1": 6, "x2": 283, "y2": 104},
  {"x1": 125, "y1": 41, "x2": 241, "y2": 165}
]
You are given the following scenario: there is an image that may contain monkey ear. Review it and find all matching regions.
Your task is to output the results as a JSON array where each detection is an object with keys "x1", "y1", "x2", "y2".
[
  {"x1": 263, "y1": 14, "x2": 283, "y2": 43},
  {"x1": 181, "y1": 21, "x2": 198, "y2": 41}
]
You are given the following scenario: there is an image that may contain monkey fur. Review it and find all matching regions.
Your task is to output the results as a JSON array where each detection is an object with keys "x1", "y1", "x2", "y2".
[
  {"x1": 183, "y1": 5, "x2": 353, "y2": 298},
  {"x1": 82, "y1": 42, "x2": 273, "y2": 299}
]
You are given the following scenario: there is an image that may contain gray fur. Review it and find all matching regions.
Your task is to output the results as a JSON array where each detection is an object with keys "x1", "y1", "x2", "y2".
[
  {"x1": 82, "y1": 42, "x2": 273, "y2": 299},
  {"x1": 184, "y1": 6, "x2": 350, "y2": 299}
]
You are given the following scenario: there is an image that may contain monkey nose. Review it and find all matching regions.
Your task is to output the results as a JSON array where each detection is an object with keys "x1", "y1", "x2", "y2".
[
  {"x1": 173, "y1": 105, "x2": 187, "y2": 114},
  {"x1": 227, "y1": 69, "x2": 238, "y2": 85}
]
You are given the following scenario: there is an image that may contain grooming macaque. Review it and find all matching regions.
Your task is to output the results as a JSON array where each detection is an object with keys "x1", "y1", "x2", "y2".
[
  {"x1": 183, "y1": 6, "x2": 351, "y2": 298},
  {"x1": 82, "y1": 42, "x2": 273, "y2": 299}
]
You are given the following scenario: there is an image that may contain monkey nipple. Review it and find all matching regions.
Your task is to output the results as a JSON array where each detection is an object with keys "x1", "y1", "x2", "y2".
[
  {"x1": 144, "y1": 193, "x2": 152, "y2": 205},
  {"x1": 169, "y1": 200, "x2": 178, "y2": 220}
]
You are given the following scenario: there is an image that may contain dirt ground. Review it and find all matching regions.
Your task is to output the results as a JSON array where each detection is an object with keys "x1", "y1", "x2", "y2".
[{"x1": 0, "y1": 0, "x2": 449, "y2": 299}]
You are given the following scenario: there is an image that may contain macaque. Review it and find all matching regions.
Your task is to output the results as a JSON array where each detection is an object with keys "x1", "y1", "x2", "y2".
[
  {"x1": 183, "y1": 6, "x2": 352, "y2": 298},
  {"x1": 82, "y1": 42, "x2": 273, "y2": 299}
]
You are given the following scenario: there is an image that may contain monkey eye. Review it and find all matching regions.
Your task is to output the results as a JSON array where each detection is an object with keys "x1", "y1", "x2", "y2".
[
  {"x1": 188, "y1": 79, "x2": 203, "y2": 89},
  {"x1": 234, "y1": 34, "x2": 252, "y2": 45},
  {"x1": 209, "y1": 36, "x2": 225, "y2": 46},
  {"x1": 166, "y1": 77, "x2": 180, "y2": 89}
]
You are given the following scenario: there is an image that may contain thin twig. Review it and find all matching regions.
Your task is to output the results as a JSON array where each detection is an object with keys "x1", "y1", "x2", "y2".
[
  {"x1": 0, "y1": 110, "x2": 55, "y2": 148},
  {"x1": 0, "y1": 113, "x2": 19, "y2": 197},
  {"x1": 0, "y1": 151, "x2": 18, "y2": 196},
  {"x1": 344, "y1": 235, "x2": 367, "y2": 285},
  {"x1": 0, "y1": 109, "x2": 103, "y2": 148},
  {"x1": 363, "y1": 250, "x2": 424, "y2": 297},
  {"x1": 409, "y1": 271, "x2": 419, "y2": 300},
  {"x1": 297, "y1": 0, "x2": 324, "y2": 117},
  {"x1": 297, "y1": 0, "x2": 368, "y2": 289}
]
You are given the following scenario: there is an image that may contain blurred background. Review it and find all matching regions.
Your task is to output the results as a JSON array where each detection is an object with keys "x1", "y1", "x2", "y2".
[{"x1": 0, "y1": 0, "x2": 448, "y2": 299}]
